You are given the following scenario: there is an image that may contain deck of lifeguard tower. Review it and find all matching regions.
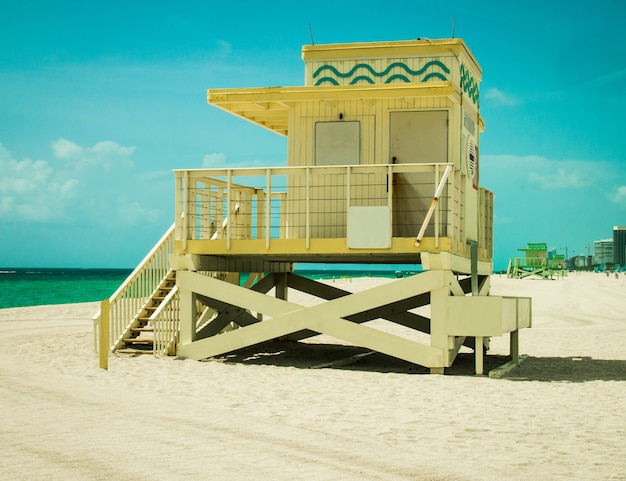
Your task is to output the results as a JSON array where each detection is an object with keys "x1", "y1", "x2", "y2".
[
  {"x1": 172, "y1": 162, "x2": 494, "y2": 270},
  {"x1": 98, "y1": 38, "x2": 531, "y2": 375}
]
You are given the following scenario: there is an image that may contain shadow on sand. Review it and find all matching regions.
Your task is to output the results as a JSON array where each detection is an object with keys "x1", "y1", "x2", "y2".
[
  {"x1": 500, "y1": 356, "x2": 626, "y2": 383},
  {"x1": 200, "y1": 340, "x2": 626, "y2": 382}
]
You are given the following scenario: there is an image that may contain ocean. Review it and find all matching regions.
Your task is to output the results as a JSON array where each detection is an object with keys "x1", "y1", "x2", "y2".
[
  {"x1": 0, "y1": 264, "x2": 422, "y2": 309},
  {"x1": 0, "y1": 268, "x2": 133, "y2": 309}
]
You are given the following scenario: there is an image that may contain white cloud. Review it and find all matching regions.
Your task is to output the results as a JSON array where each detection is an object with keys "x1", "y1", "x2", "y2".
[
  {"x1": 216, "y1": 40, "x2": 233, "y2": 58},
  {"x1": 201, "y1": 152, "x2": 285, "y2": 169},
  {"x1": 202, "y1": 152, "x2": 227, "y2": 168},
  {"x1": 528, "y1": 167, "x2": 589, "y2": 189},
  {"x1": 139, "y1": 170, "x2": 172, "y2": 181},
  {"x1": 0, "y1": 140, "x2": 161, "y2": 226},
  {"x1": 584, "y1": 67, "x2": 626, "y2": 89},
  {"x1": 91, "y1": 140, "x2": 136, "y2": 157},
  {"x1": 51, "y1": 138, "x2": 136, "y2": 170},
  {"x1": 0, "y1": 149, "x2": 53, "y2": 194},
  {"x1": 610, "y1": 185, "x2": 626, "y2": 206},
  {"x1": 50, "y1": 138, "x2": 83, "y2": 159},
  {"x1": 0, "y1": 143, "x2": 77, "y2": 222},
  {"x1": 483, "y1": 88, "x2": 520, "y2": 107},
  {"x1": 111, "y1": 198, "x2": 161, "y2": 227},
  {"x1": 483, "y1": 154, "x2": 608, "y2": 191}
]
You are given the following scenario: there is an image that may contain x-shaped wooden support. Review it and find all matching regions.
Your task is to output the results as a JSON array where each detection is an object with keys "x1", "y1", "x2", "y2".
[{"x1": 176, "y1": 270, "x2": 448, "y2": 368}]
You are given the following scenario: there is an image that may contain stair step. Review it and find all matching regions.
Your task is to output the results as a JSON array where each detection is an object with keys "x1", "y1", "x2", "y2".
[
  {"x1": 130, "y1": 327, "x2": 153, "y2": 333},
  {"x1": 123, "y1": 338, "x2": 154, "y2": 345},
  {"x1": 116, "y1": 348, "x2": 154, "y2": 355}
]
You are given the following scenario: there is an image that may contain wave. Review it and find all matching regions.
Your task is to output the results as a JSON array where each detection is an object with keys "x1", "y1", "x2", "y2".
[
  {"x1": 314, "y1": 60, "x2": 450, "y2": 79},
  {"x1": 313, "y1": 61, "x2": 450, "y2": 86}
]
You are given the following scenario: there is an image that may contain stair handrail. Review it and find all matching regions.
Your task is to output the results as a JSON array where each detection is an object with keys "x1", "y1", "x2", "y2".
[
  {"x1": 111, "y1": 268, "x2": 177, "y2": 351},
  {"x1": 152, "y1": 282, "x2": 218, "y2": 357},
  {"x1": 152, "y1": 285, "x2": 180, "y2": 357},
  {"x1": 110, "y1": 223, "x2": 175, "y2": 300},
  {"x1": 94, "y1": 222, "x2": 176, "y2": 352}
]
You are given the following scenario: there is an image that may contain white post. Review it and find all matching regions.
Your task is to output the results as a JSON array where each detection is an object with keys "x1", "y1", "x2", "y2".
[
  {"x1": 429, "y1": 282, "x2": 451, "y2": 375},
  {"x1": 475, "y1": 336, "x2": 484, "y2": 375},
  {"x1": 99, "y1": 299, "x2": 109, "y2": 370},
  {"x1": 182, "y1": 171, "x2": 189, "y2": 251},
  {"x1": 434, "y1": 163, "x2": 440, "y2": 247},
  {"x1": 305, "y1": 167, "x2": 311, "y2": 249},
  {"x1": 346, "y1": 165, "x2": 352, "y2": 211},
  {"x1": 226, "y1": 170, "x2": 232, "y2": 250},
  {"x1": 179, "y1": 288, "x2": 197, "y2": 345},
  {"x1": 510, "y1": 330, "x2": 519, "y2": 365},
  {"x1": 266, "y1": 169, "x2": 271, "y2": 249}
]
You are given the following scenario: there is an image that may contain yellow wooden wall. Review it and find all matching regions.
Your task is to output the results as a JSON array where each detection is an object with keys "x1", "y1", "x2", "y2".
[
  {"x1": 289, "y1": 96, "x2": 459, "y2": 168},
  {"x1": 285, "y1": 40, "x2": 484, "y2": 246},
  {"x1": 286, "y1": 96, "x2": 464, "y2": 239}
]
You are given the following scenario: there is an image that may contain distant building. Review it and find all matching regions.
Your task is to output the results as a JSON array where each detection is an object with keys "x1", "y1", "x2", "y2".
[
  {"x1": 614, "y1": 226, "x2": 626, "y2": 267},
  {"x1": 594, "y1": 238, "x2": 613, "y2": 265}
]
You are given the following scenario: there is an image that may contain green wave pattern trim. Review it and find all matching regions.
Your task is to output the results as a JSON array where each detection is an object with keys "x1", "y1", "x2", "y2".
[
  {"x1": 316, "y1": 76, "x2": 340, "y2": 85},
  {"x1": 384, "y1": 74, "x2": 411, "y2": 83},
  {"x1": 313, "y1": 60, "x2": 450, "y2": 86},
  {"x1": 351, "y1": 75, "x2": 375, "y2": 84},
  {"x1": 422, "y1": 72, "x2": 448, "y2": 82},
  {"x1": 460, "y1": 64, "x2": 479, "y2": 105}
]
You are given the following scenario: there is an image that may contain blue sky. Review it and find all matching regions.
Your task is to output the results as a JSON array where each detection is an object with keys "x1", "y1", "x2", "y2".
[{"x1": 1, "y1": 0, "x2": 625, "y2": 270}]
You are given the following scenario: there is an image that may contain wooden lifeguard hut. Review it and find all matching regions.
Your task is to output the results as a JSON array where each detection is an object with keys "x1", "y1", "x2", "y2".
[{"x1": 99, "y1": 38, "x2": 531, "y2": 375}]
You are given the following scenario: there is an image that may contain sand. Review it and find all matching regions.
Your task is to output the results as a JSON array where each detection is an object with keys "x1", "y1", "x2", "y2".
[{"x1": 1, "y1": 271, "x2": 625, "y2": 481}]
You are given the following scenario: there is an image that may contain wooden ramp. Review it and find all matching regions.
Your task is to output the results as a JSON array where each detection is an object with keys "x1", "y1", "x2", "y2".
[{"x1": 175, "y1": 270, "x2": 531, "y2": 375}]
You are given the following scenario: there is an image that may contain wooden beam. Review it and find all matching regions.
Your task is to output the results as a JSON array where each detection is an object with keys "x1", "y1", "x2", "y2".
[
  {"x1": 99, "y1": 299, "x2": 109, "y2": 370},
  {"x1": 177, "y1": 271, "x2": 301, "y2": 321},
  {"x1": 286, "y1": 292, "x2": 432, "y2": 342},
  {"x1": 176, "y1": 270, "x2": 447, "y2": 364},
  {"x1": 286, "y1": 273, "x2": 351, "y2": 300},
  {"x1": 310, "y1": 316, "x2": 443, "y2": 367}
]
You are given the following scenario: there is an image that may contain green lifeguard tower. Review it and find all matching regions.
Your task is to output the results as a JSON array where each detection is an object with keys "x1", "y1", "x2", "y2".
[{"x1": 507, "y1": 242, "x2": 566, "y2": 279}]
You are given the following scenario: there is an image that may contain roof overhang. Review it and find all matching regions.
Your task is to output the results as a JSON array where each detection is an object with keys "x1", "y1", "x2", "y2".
[{"x1": 207, "y1": 81, "x2": 460, "y2": 136}]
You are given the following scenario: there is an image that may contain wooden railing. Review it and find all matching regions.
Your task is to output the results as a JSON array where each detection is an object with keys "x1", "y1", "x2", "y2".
[
  {"x1": 174, "y1": 163, "x2": 477, "y2": 250},
  {"x1": 94, "y1": 223, "x2": 176, "y2": 352},
  {"x1": 152, "y1": 285, "x2": 180, "y2": 356},
  {"x1": 152, "y1": 282, "x2": 223, "y2": 357}
]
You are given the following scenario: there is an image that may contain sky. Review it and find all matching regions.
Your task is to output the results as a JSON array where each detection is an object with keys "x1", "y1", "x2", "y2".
[{"x1": 1, "y1": 0, "x2": 625, "y2": 270}]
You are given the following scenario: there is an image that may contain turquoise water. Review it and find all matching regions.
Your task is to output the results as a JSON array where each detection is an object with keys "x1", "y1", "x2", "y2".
[
  {"x1": 0, "y1": 264, "x2": 422, "y2": 309},
  {"x1": 0, "y1": 268, "x2": 133, "y2": 309}
]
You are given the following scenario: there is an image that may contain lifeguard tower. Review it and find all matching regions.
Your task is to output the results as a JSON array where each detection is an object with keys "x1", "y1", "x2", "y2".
[
  {"x1": 507, "y1": 242, "x2": 566, "y2": 279},
  {"x1": 99, "y1": 39, "x2": 531, "y2": 375}
]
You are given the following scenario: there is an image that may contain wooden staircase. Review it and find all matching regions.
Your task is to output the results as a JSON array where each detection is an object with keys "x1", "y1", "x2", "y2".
[{"x1": 117, "y1": 272, "x2": 177, "y2": 355}]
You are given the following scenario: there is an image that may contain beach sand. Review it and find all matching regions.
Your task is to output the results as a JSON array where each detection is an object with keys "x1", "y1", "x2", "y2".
[{"x1": 1, "y1": 272, "x2": 625, "y2": 480}]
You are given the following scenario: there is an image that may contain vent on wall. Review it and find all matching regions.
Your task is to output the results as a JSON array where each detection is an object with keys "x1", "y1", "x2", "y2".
[{"x1": 467, "y1": 136, "x2": 476, "y2": 177}]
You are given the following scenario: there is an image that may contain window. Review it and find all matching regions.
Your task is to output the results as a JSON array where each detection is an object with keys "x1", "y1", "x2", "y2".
[{"x1": 315, "y1": 121, "x2": 360, "y2": 166}]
